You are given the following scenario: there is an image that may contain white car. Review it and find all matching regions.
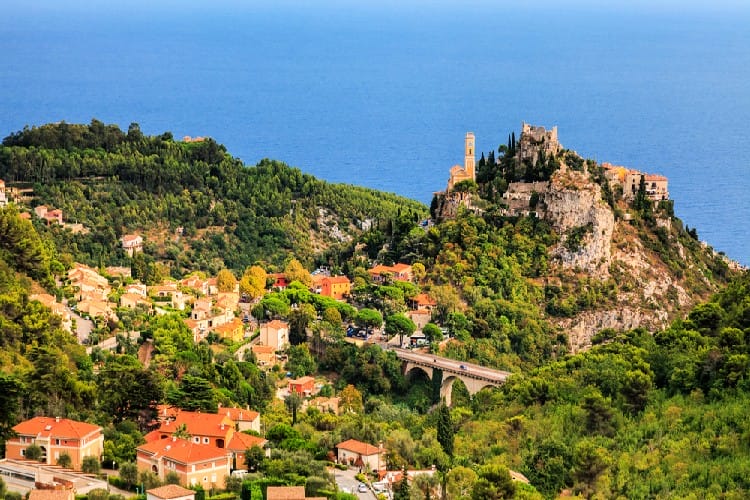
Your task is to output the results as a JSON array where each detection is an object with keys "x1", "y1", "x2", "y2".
[{"x1": 358, "y1": 483, "x2": 368, "y2": 493}]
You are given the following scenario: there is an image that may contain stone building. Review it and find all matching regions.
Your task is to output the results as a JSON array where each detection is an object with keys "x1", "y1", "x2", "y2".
[
  {"x1": 446, "y1": 132, "x2": 476, "y2": 191},
  {"x1": 518, "y1": 122, "x2": 560, "y2": 165}
]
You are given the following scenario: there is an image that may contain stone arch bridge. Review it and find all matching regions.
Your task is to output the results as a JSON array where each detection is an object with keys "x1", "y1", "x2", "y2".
[{"x1": 391, "y1": 348, "x2": 512, "y2": 406}]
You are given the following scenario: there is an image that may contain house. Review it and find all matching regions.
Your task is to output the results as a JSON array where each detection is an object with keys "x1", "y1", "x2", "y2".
[
  {"x1": 147, "y1": 484, "x2": 196, "y2": 500},
  {"x1": 181, "y1": 275, "x2": 209, "y2": 296},
  {"x1": 214, "y1": 318, "x2": 245, "y2": 343},
  {"x1": 45, "y1": 208, "x2": 64, "y2": 224},
  {"x1": 206, "y1": 277, "x2": 219, "y2": 296},
  {"x1": 410, "y1": 293, "x2": 436, "y2": 311},
  {"x1": 148, "y1": 411, "x2": 235, "y2": 449},
  {"x1": 150, "y1": 283, "x2": 179, "y2": 297},
  {"x1": 77, "y1": 298, "x2": 114, "y2": 320},
  {"x1": 184, "y1": 318, "x2": 206, "y2": 343},
  {"x1": 136, "y1": 437, "x2": 230, "y2": 488},
  {"x1": 0, "y1": 179, "x2": 6, "y2": 207},
  {"x1": 289, "y1": 376, "x2": 315, "y2": 397},
  {"x1": 121, "y1": 234, "x2": 143, "y2": 257},
  {"x1": 171, "y1": 291, "x2": 189, "y2": 311},
  {"x1": 226, "y1": 431, "x2": 268, "y2": 468},
  {"x1": 320, "y1": 276, "x2": 351, "y2": 300},
  {"x1": 216, "y1": 292, "x2": 240, "y2": 313},
  {"x1": 120, "y1": 293, "x2": 152, "y2": 311},
  {"x1": 304, "y1": 396, "x2": 340, "y2": 415},
  {"x1": 251, "y1": 345, "x2": 277, "y2": 367},
  {"x1": 259, "y1": 320, "x2": 289, "y2": 350},
  {"x1": 29, "y1": 491, "x2": 74, "y2": 500},
  {"x1": 268, "y1": 273, "x2": 289, "y2": 290},
  {"x1": 368, "y1": 263, "x2": 413, "y2": 283},
  {"x1": 5, "y1": 416, "x2": 103, "y2": 470},
  {"x1": 378, "y1": 467, "x2": 437, "y2": 490},
  {"x1": 219, "y1": 406, "x2": 261, "y2": 433},
  {"x1": 336, "y1": 439, "x2": 384, "y2": 472},
  {"x1": 124, "y1": 283, "x2": 148, "y2": 297}
]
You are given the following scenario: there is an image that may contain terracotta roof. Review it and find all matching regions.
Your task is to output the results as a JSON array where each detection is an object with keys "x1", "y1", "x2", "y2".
[
  {"x1": 184, "y1": 318, "x2": 200, "y2": 330},
  {"x1": 28, "y1": 491, "x2": 74, "y2": 500},
  {"x1": 147, "y1": 484, "x2": 196, "y2": 499},
  {"x1": 137, "y1": 437, "x2": 228, "y2": 464},
  {"x1": 368, "y1": 264, "x2": 391, "y2": 275},
  {"x1": 121, "y1": 234, "x2": 141, "y2": 243},
  {"x1": 264, "y1": 320, "x2": 288, "y2": 329},
  {"x1": 290, "y1": 376, "x2": 315, "y2": 386},
  {"x1": 412, "y1": 293, "x2": 436, "y2": 306},
  {"x1": 266, "y1": 486, "x2": 306, "y2": 500},
  {"x1": 13, "y1": 416, "x2": 101, "y2": 440},
  {"x1": 644, "y1": 174, "x2": 667, "y2": 181},
  {"x1": 337, "y1": 439, "x2": 381, "y2": 456},
  {"x1": 221, "y1": 407, "x2": 260, "y2": 423},
  {"x1": 143, "y1": 430, "x2": 165, "y2": 443},
  {"x1": 391, "y1": 263, "x2": 411, "y2": 272},
  {"x1": 324, "y1": 276, "x2": 350, "y2": 284},
  {"x1": 156, "y1": 411, "x2": 233, "y2": 438},
  {"x1": 227, "y1": 431, "x2": 267, "y2": 452},
  {"x1": 214, "y1": 318, "x2": 243, "y2": 335},
  {"x1": 252, "y1": 345, "x2": 275, "y2": 354}
]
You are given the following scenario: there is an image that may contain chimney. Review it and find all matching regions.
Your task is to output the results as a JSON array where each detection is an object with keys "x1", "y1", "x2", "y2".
[
  {"x1": 55, "y1": 416, "x2": 60, "y2": 423},
  {"x1": 220, "y1": 423, "x2": 225, "y2": 431},
  {"x1": 172, "y1": 436, "x2": 177, "y2": 442}
]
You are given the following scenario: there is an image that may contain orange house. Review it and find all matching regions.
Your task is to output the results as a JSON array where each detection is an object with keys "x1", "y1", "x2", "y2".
[
  {"x1": 289, "y1": 376, "x2": 315, "y2": 397},
  {"x1": 251, "y1": 345, "x2": 277, "y2": 367},
  {"x1": 368, "y1": 263, "x2": 413, "y2": 283},
  {"x1": 220, "y1": 406, "x2": 261, "y2": 433},
  {"x1": 136, "y1": 437, "x2": 230, "y2": 489},
  {"x1": 214, "y1": 318, "x2": 245, "y2": 343},
  {"x1": 147, "y1": 411, "x2": 235, "y2": 449},
  {"x1": 5, "y1": 417, "x2": 103, "y2": 470},
  {"x1": 320, "y1": 276, "x2": 351, "y2": 300},
  {"x1": 226, "y1": 432, "x2": 268, "y2": 469}
]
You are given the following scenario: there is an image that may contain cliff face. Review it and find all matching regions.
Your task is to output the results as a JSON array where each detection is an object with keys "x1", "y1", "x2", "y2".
[
  {"x1": 521, "y1": 168, "x2": 722, "y2": 353},
  {"x1": 541, "y1": 169, "x2": 614, "y2": 276}
]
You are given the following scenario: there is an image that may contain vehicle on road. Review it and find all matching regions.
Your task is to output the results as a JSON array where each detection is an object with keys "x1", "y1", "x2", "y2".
[
  {"x1": 460, "y1": 364, "x2": 467, "y2": 370},
  {"x1": 358, "y1": 483, "x2": 368, "y2": 493}
]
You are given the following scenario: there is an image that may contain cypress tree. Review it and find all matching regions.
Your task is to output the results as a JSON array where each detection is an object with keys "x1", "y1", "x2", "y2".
[{"x1": 437, "y1": 403, "x2": 454, "y2": 459}]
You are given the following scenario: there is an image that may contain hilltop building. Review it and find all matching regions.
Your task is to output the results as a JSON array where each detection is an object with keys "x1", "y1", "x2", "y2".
[
  {"x1": 602, "y1": 163, "x2": 669, "y2": 202},
  {"x1": 518, "y1": 122, "x2": 560, "y2": 165},
  {"x1": 446, "y1": 132, "x2": 476, "y2": 191}
]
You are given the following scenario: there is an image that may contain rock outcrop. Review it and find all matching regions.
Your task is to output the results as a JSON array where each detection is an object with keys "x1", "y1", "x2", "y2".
[{"x1": 541, "y1": 169, "x2": 614, "y2": 276}]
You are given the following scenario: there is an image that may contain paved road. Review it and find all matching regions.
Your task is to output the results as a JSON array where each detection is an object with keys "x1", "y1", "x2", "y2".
[
  {"x1": 390, "y1": 348, "x2": 512, "y2": 383},
  {"x1": 332, "y1": 467, "x2": 377, "y2": 499}
]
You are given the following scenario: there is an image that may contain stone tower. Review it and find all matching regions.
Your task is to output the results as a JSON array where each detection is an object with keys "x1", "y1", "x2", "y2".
[{"x1": 464, "y1": 132, "x2": 475, "y2": 180}]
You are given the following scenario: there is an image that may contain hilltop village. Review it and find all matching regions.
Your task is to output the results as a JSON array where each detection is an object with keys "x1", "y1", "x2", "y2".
[{"x1": 0, "y1": 120, "x2": 743, "y2": 500}]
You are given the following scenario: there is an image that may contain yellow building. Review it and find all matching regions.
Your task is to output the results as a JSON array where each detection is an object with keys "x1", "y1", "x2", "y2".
[{"x1": 446, "y1": 132, "x2": 476, "y2": 191}]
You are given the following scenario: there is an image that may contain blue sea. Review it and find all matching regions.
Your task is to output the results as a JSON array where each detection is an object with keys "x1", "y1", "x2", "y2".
[{"x1": 2, "y1": 1, "x2": 749, "y2": 264}]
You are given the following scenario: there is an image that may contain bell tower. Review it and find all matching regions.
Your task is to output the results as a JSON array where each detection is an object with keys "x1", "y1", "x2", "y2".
[{"x1": 464, "y1": 132, "x2": 476, "y2": 180}]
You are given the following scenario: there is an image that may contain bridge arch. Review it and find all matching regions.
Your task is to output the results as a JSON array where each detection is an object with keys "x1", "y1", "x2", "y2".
[{"x1": 404, "y1": 364, "x2": 433, "y2": 382}]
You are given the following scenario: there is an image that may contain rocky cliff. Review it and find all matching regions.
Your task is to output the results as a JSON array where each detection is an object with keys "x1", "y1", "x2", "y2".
[{"x1": 521, "y1": 166, "x2": 726, "y2": 352}]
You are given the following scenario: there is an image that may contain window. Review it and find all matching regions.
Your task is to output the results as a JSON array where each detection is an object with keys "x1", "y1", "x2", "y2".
[
  {"x1": 21, "y1": 449, "x2": 25, "y2": 457},
  {"x1": 203, "y1": 437, "x2": 209, "y2": 444},
  {"x1": 55, "y1": 439, "x2": 60, "y2": 445},
  {"x1": 203, "y1": 476, "x2": 208, "y2": 482},
  {"x1": 193, "y1": 437, "x2": 200, "y2": 443}
]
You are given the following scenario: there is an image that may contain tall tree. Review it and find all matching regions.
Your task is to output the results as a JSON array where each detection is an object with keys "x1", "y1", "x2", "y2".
[
  {"x1": 284, "y1": 259, "x2": 312, "y2": 287},
  {"x1": 216, "y1": 269, "x2": 237, "y2": 293},
  {"x1": 240, "y1": 265, "x2": 267, "y2": 299},
  {"x1": 436, "y1": 403, "x2": 454, "y2": 460}
]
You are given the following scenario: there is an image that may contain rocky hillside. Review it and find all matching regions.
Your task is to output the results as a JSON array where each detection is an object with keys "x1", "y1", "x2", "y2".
[{"x1": 436, "y1": 125, "x2": 737, "y2": 353}]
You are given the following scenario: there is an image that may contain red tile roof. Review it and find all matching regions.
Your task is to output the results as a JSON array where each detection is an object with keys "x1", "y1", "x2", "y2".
[
  {"x1": 155, "y1": 411, "x2": 233, "y2": 438},
  {"x1": 28, "y1": 491, "x2": 74, "y2": 500},
  {"x1": 220, "y1": 407, "x2": 260, "y2": 423},
  {"x1": 337, "y1": 439, "x2": 381, "y2": 456},
  {"x1": 13, "y1": 416, "x2": 101, "y2": 440},
  {"x1": 227, "y1": 432, "x2": 267, "y2": 452},
  {"x1": 138, "y1": 437, "x2": 228, "y2": 464},
  {"x1": 264, "y1": 320, "x2": 288, "y2": 329},
  {"x1": 252, "y1": 345, "x2": 275, "y2": 354},
  {"x1": 147, "y1": 484, "x2": 196, "y2": 499},
  {"x1": 324, "y1": 276, "x2": 350, "y2": 284}
]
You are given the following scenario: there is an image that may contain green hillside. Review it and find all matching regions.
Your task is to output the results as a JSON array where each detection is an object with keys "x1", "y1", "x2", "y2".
[{"x1": 0, "y1": 120, "x2": 426, "y2": 275}]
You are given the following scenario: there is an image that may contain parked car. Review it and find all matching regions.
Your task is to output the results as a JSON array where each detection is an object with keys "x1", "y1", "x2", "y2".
[{"x1": 358, "y1": 483, "x2": 368, "y2": 493}]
